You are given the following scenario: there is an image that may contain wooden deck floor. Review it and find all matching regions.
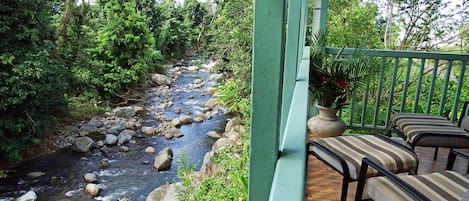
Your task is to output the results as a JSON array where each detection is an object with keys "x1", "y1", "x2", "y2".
[{"x1": 305, "y1": 135, "x2": 469, "y2": 201}]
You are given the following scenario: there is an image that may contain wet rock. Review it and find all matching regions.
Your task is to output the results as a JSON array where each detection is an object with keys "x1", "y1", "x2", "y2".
[
  {"x1": 120, "y1": 129, "x2": 136, "y2": 137},
  {"x1": 105, "y1": 134, "x2": 118, "y2": 145},
  {"x1": 120, "y1": 146, "x2": 130, "y2": 152},
  {"x1": 173, "y1": 107, "x2": 181, "y2": 114},
  {"x1": 100, "y1": 159, "x2": 110, "y2": 169},
  {"x1": 88, "y1": 119, "x2": 104, "y2": 128},
  {"x1": 125, "y1": 119, "x2": 138, "y2": 129},
  {"x1": 170, "y1": 118, "x2": 181, "y2": 128},
  {"x1": 193, "y1": 83, "x2": 204, "y2": 88},
  {"x1": 225, "y1": 130, "x2": 241, "y2": 143},
  {"x1": 83, "y1": 173, "x2": 98, "y2": 183},
  {"x1": 151, "y1": 74, "x2": 172, "y2": 86},
  {"x1": 145, "y1": 146, "x2": 155, "y2": 153},
  {"x1": 72, "y1": 137, "x2": 96, "y2": 153},
  {"x1": 113, "y1": 106, "x2": 136, "y2": 118},
  {"x1": 153, "y1": 147, "x2": 173, "y2": 171},
  {"x1": 206, "y1": 131, "x2": 222, "y2": 139},
  {"x1": 96, "y1": 140, "x2": 104, "y2": 147},
  {"x1": 117, "y1": 132, "x2": 133, "y2": 145},
  {"x1": 108, "y1": 124, "x2": 126, "y2": 134},
  {"x1": 188, "y1": 65, "x2": 199, "y2": 71},
  {"x1": 193, "y1": 79, "x2": 203, "y2": 84},
  {"x1": 142, "y1": 126, "x2": 156, "y2": 135},
  {"x1": 193, "y1": 116, "x2": 204, "y2": 123},
  {"x1": 179, "y1": 115, "x2": 193, "y2": 125},
  {"x1": 16, "y1": 190, "x2": 37, "y2": 201},
  {"x1": 142, "y1": 160, "x2": 150, "y2": 165},
  {"x1": 204, "y1": 98, "x2": 217, "y2": 108},
  {"x1": 163, "y1": 128, "x2": 182, "y2": 139},
  {"x1": 79, "y1": 125, "x2": 99, "y2": 137},
  {"x1": 146, "y1": 182, "x2": 182, "y2": 201},
  {"x1": 205, "y1": 87, "x2": 217, "y2": 95},
  {"x1": 27, "y1": 172, "x2": 45, "y2": 179},
  {"x1": 85, "y1": 183, "x2": 100, "y2": 197},
  {"x1": 188, "y1": 95, "x2": 195, "y2": 99}
]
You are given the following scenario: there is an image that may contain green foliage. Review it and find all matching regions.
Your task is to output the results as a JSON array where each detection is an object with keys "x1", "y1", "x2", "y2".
[
  {"x1": 178, "y1": 125, "x2": 249, "y2": 201},
  {"x1": 0, "y1": 0, "x2": 67, "y2": 159},
  {"x1": 215, "y1": 80, "x2": 251, "y2": 118},
  {"x1": 87, "y1": 0, "x2": 163, "y2": 98}
]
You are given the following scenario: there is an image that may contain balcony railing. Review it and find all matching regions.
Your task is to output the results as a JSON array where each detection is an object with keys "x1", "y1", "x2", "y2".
[{"x1": 318, "y1": 48, "x2": 469, "y2": 132}]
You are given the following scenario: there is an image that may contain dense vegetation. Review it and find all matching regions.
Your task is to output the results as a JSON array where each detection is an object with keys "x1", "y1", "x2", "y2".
[{"x1": 0, "y1": 0, "x2": 208, "y2": 160}]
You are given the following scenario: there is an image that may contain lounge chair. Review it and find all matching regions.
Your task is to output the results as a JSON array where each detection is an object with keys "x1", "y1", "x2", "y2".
[
  {"x1": 357, "y1": 149, "x2": 469, "y2": 201},
  {"x1": 390, "y1": 101, "x2": 469, "y2": 160},
  {"x1": 307, "y1": 134, "x2": 419, "y2": 201}
]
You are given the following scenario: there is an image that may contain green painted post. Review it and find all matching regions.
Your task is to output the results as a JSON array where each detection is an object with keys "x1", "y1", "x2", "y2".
[
  {"x1": 281, "y1": 0, "x2": 303, "y2": 141},
  {"x1": 426, "y1": 59, "x2": 439, "y2": 114},
  {"x1": 249, "y1": 0, "x2": 286, "y2": 200}
]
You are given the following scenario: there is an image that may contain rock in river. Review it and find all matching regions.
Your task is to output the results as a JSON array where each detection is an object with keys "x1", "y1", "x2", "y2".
[
  {"x1": 153, "y1": 147, "x2": 173, "y2": 171},
  {"x1": 71, "y1": 137, "x2": 96, "y2": 153}
]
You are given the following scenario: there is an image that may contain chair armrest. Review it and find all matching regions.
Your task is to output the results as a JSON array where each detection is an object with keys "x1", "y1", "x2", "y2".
[
  {"x1": 446, "y1": 149, "x2": 469, "y2": 171},
  {"x1": 356, "y1": 158, "x2": 430, "y2": 201},
  {"x1": 458, "y1": 100, "x2": 469, "y2": 127}
]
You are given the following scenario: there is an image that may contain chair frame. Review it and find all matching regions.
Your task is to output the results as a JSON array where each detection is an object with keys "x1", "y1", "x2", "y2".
[
  {"x1": 356, "y1": 148, "x2": 469, "y2": 201},
  {"x1": 389, "y1": 100, "x2": 469, "y2": 160},
  {"x1": 307, "y1": 135, "x2": 419, "y2": 201}
]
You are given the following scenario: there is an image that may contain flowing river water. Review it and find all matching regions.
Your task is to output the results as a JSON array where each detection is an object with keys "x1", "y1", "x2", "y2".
[{"x1": 0, "y1": 56, "x2": 227, "y2": 201}]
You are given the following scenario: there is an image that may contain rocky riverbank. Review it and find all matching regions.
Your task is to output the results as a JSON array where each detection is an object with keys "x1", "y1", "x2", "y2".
[{"x1": 0, "y1": 56, "x2": 231, "y2": 201}]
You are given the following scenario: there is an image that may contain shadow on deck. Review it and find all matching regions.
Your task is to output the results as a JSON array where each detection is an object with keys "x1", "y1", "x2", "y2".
[{"x1": 305, "y1": 134, "x2": 469, "y2": 201}]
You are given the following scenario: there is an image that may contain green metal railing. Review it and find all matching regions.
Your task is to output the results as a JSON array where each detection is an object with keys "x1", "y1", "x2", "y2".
[{"x1": 322, "y1": 48, "x2": 469, "y2": 131}]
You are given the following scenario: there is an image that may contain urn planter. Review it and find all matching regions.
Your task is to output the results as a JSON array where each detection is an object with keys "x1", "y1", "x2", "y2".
[{"x1": 307, "y1": 104, "x2": 346, "y2": 138}]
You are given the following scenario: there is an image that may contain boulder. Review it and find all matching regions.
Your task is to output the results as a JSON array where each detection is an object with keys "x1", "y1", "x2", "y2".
[
  {"x1": 206, "y1": 131, "x2": 222, "y2": 139},
  {"x1": 120, "y1": 146, "x2": 130, "y2": 152},
  {"x1": 163, "y1": 128, "x2": 182, "y2": 139},
  {"x1": 83, "y1": 173, "x2": 98, "y2": 183},
  {"x1": 100, "y1": 159, "x2": 110, "y2": 169},
  {"x1": 88, "y1": 119, "x2": 104, "y2": 128},
  {"x1": 96, "y1": 140, "x2": 104, "y2": 147},
  {"x1": 146, "y1": 183, "x2": 182, "y2": 201},
  {"x1": 105, "y1": 134, "x2": 118, "y2": 145},
  {"x1": 84, "y1": 183, "x2": 100, "y2": 197},
  {"x1": 225, "y1": 118, "x2": 241, "y2": 133},
  {"x1": 112, "y1": 106, "x2": 135, "y2": 118},
  {"x1": 170, "y1": 118, "x2": 181, "y2": 128},
  {"x1": 27, "y1": 172, "x2": 45, "y2": 179},
  {"x1": 179, "y1": 115, "x2": 193, "y2": 125},
  {"x1": 200, "y1": 151, "x2": 217, "y2": 177},
  {"x1": 16, "y1": 190, "x2": 37, "y2": 201},
  {"x1": 151, "y1": 74, "x2": 172, "y2": 86},
  {"x1": 225, "y1": 130, "x2": 241, "y2": 143},
  {"x1": 145, "y1": 146, "x2": 155, "y2": 153},
  {"x1": 204, "y1": 98, "x2": 217, "y2": 108},
  {"x1": 79, "y1": 125, "x2": 99, "y2": 136},
  {"x1": 153, "y1": 147, "x2": 173, "y2": 171},
  {"x1": 108, "y1": 124, "x2": 127, "y2": 134},
  {"x1": 193, "y1": 79, "x2": 204, "y2": 84},
  {"x1": 72, "y1": 137, "x2": 96, "y2": 152},
  {"x1": 209, "y1": 73, "x2": 223, "y2": 81},
  {"x1": 142, "y1": 126, "x2": 156, "y2": 135},
  {"x1": 187, "y1": 65, "x2": 199, "y2": 71},
  {"x1": 120, "y1": 129, "x2": 136, "y2": 137},
  {"x1": 117, "y1": 132, "x2": 133, "y2": 145},
  {"x1": 193, "y1": 116, "x2": 204, "y2": 123},
  {"x1": 212, "y1": 138, "x2": 233, "y2": 153}
]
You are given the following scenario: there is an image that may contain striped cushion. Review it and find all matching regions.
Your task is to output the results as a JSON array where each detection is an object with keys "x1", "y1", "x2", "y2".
[
  {"x1": 367, "y1": 171, "x2": 469, "y2": 201},
  {"x1": 391, "y1": 113, "x2": 469, "y2": 146},
  {"x1": 313, "y1": 135, "x2": 418, "y2": 179}
]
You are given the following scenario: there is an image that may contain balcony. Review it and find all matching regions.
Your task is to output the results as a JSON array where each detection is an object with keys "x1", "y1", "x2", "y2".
[{"x1": 249, "y1": 0, "x2": 469, "y2": 200}]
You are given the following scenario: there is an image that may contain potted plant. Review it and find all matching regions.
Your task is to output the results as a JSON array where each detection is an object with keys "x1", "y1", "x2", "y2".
[{"x1": 307, "y1": 33, "x2": 378, "y2": 138}]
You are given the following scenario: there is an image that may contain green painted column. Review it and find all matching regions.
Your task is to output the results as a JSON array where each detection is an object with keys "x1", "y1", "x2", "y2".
[{"x1": 249, "y1": 0, "x2": 286, "y2": 200}]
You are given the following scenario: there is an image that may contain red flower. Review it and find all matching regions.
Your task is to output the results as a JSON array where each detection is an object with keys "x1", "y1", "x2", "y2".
[{"x1": 337, "y1": 79, "x2": 347, "y2": 89}]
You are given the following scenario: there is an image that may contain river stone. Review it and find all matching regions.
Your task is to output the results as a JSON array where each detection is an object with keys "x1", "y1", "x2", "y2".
[
  {"x1": 179, "y1": 115, "x2": 192, "y2": 125},
  {"x1": 16, "y1": 190, "x2": 37, "y2": 201},
  {"x1": 153, "y1": 147, "x2": 173, "y2": 171},
  {"x1": 112, "y1": 106, "x2": 135, "y2": 118},
  {"x1": 117, "y1": 132, "x2": 133, "y2": 145},
  {"x1": 108, "y1": 124, "x2": 126, "y2": 134},
  {"x1": 206, "y1": 131, "x2": 222, "y2": 139},
  {"x1": 204, "y1": 98, "x2": 217, "y2": 108},
  {"x1": 85, "y1": 183, "x2": 100, "y2": 197},
  {"x1": 193, "y1": 116, "x2": 204, "y2": 123},
  {"x1": 225, "y1": 130, "x2": 241, "y2": 143},
  {"x1": 193, "y1": 79, "x2": 203, "y2": 84},
  {"x1": 100, "y1": 159, "x2": 110, "y2": 169},
  {"x1": 170, "y1": 118, "x2": 181, "y2": 128},
  {"x1": 146, "y1": 182, "x2": 182, "y2": 201},
  {"x1": 187, "y1": 65, "x2": 199, "y2": 71},
  {"x1": 163, "y1": 128, "x2": 182, "y2": 139},
  {"x1": 120, "y1": 146, "x2": 130, "y2": 152},
  {"x1": 193, "y1": 83, "x2": 204, "y2": 88},
  {"x1": 145, "y1": 146, "x2": 155, "y2": 153},
  {"x1": 105, "y1": 134, "x2": 118, "y2": 145},
  {"x1": 88, "y1": 119, "x2": 104, "y2": 128},
  {"x1": 79, "y1": 125, "x2": 99, "y2": 136},
  {"x1": 83, "y1": 173, "x2": 98, "y2": 183},
  {"x1": 96, "y1": 140, "x2": 104, "y2": 147},
  {"x1": 27, "y1": 172, "x2": 45, "y2": 179},
  {"x1": 225, "y1": 118, "x2": 241, "y2": 133},
  {"x1": 142, "y1": 126, "x2": 156, "y2": 135},
  {"x1": 72, "y1": 137, "x2": 96, "y2": 152},
  {"x1": 151, "y1": 74, "x2": 171, "y2": 86}
]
